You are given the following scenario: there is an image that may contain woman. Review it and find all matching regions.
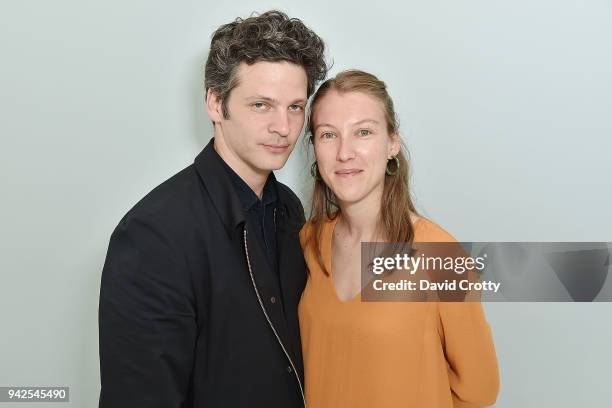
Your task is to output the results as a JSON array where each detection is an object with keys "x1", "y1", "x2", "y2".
[{"x1": 299, "y1": 70, "x2": 499, "y2": 407}]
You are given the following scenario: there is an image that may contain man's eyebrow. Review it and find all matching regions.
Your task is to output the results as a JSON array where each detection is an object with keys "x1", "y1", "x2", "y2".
[
  {"x1": 246, "y1": 95, "x2": 279, "y2": 104},
  {"x1": 290, "y1": 98, "x2": 307, "y2": 105},
  {"x1": 246, "y1": 95, "x2": 307, "y2": 106}
]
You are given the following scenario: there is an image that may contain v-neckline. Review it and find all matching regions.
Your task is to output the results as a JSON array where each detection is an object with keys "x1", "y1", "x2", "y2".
[
  {"x1": 325, "y1": 215, "x2": 424, "y2": 304},
  {"x1": 327, "y1": 216, "x2": 362, "y2": 304}
]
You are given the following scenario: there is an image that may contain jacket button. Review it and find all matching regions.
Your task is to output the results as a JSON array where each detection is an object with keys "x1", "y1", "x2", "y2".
[
  {"x1": 270, "y1": 296, "x2": 276, "y2": 304},
  {"x1": 287, "y1": 365, "x2": 292, "y2": 373}
]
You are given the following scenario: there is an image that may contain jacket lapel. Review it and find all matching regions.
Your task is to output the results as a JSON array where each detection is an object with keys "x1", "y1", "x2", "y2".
[
  {"x1": 195, "y1": 138, "x2": 303, "y2": 368},
  {"x1": 194, "y1": 139, "x2": 245, "y2": 238},
  {"x1": 274, "y1": 196, "x2": 308, "y2": 373},
  {"x1": 243, "y1": 218, "x2": 293, "y2": 354}
]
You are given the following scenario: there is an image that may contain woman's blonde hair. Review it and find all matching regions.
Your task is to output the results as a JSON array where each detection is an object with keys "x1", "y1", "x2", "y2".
[{"x1": 304, "y1": 69, "x2": 418, "y2": 275}]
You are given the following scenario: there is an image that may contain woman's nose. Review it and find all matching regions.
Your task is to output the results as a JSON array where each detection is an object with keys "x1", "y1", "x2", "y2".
[{"x1": 337, "y1": 136, "x2": 356, "y2": 161}]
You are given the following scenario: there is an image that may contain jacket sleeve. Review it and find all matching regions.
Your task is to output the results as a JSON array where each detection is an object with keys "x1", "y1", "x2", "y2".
[
  {"x1": 439, "y1": 302, "x2": 500, "y2": 408},
  {"x1": 98, "y1": 213, "x2": 197, "y2": 408}
]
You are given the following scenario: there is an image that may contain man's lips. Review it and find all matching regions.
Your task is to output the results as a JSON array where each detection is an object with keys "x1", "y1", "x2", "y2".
[{"x1": 262, "y1": 144, "x2": 290, "y2": 153}]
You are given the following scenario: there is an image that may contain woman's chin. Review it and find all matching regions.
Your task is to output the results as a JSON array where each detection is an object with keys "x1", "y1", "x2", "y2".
[{"x1": 333, "y1": 191, "x2": 366, "y2": 206}]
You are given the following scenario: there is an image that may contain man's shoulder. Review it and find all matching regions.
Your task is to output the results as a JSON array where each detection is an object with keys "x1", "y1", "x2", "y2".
[
  {"x1": 118, "y1": 164, "x2": 204, "y2": 232},
  {"x1": 275, "y1": 181, "x2": 303, "y2": 211},
  {"x1": 274, "y1": 181, "x2": 305, "y2": 223}
]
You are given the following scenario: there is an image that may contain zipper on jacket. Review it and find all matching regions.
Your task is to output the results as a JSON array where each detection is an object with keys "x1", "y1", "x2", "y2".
[{"x1": 243, "y1": 227, "x2": 306, "y2": 407}]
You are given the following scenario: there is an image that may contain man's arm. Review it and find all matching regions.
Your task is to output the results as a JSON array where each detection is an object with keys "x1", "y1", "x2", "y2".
[{"x1": 98, "y1": 213, "x2": 197, "y2": 408}]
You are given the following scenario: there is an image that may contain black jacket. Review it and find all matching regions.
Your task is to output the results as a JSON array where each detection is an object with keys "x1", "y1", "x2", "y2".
[{"x1": 98, "y1": 139, "x2": 308, "y2": 407}]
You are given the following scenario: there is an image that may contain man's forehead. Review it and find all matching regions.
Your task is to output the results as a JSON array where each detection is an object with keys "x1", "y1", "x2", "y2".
[{"x1": 233, "y1": 61, "x2": 308, "y2": 99}]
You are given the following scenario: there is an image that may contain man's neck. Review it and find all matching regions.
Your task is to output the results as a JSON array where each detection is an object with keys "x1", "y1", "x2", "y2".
[{"x1": 213, "y1": 136, "x2": 269, "y2": 199}]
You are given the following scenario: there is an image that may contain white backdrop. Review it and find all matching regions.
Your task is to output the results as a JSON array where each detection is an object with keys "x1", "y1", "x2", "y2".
[{"x1": 1, "y1": 1, "x2": 611, "y2": 406}]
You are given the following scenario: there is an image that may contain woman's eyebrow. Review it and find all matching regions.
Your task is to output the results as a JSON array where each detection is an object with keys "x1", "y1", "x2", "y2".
[
  {"x1": 351, "y1": 119, "x2": 379, "y2": 126},
  {"x1": 315, "y1": 119, "x2": 379, "y2": 131},
  {"x1": 314, "y1": 123, "x2": 337, "y2": 130}
]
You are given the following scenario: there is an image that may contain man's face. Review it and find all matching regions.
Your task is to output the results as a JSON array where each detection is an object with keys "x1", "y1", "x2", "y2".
[{"x1": 208, "y1": 61, "x2": 308, "y2": 178}]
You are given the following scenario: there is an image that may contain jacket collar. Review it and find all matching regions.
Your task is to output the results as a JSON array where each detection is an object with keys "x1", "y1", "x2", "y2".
[
  {"x1": 194, "y1": 138, "x2": 293, "y2": 237},
  {"x1": 224, "y1": 157, "x2": 279, "y2": 212}
]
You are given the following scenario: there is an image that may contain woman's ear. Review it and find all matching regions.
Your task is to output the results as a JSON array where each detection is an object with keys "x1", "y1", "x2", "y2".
[
  {"x1": 388, "y1": 133, "x2": 401, "y2": 158},
  {"x1": 206, "y1": 88, "x2": 223, "y2": 123}
]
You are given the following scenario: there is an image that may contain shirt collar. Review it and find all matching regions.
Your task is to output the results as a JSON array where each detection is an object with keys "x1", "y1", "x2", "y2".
[{"x1": 212, "y1": 147, "x2": 279, "y2": 211}]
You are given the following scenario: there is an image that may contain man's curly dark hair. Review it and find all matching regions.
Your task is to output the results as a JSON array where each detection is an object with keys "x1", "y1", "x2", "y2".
[{"x1": 205, "y1": 10, "x2": 327, "y2": 119}]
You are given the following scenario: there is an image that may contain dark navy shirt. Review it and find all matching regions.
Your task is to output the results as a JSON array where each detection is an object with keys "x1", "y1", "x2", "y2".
[{"x1": 213, "y1": 148, "x2": 280, "y2": 277}]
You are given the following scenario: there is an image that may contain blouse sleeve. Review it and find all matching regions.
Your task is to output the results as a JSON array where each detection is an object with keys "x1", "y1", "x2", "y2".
[{"x1": 438, "y1": 301, "x2": 500, "y2": 407}]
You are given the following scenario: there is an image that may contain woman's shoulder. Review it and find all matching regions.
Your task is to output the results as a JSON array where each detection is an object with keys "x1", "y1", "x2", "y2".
[
  {"x1": 299, "y1": 216, "x2": 336, "y2": 246},
  {"x1": 412, "y1": 215, "x2": 458, "y2": 243},
  {"x1": 301, "y1": 214, "x2": 457, "y2": 243},
  {"x1": 299, "y1": 220, "x2": 313, "y2": 246}
]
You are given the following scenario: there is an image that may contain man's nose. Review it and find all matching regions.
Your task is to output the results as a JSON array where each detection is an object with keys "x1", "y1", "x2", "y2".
[{"x1": 269, "y1": 110, "x2": 290, "y2": 137}]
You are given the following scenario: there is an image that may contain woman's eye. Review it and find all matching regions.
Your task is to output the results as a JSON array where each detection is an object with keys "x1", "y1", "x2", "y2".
[
  {"x1": 358, "y1": 129, "x2": 371, "y2": 137},
  {"x1": 321, "y1": 132, "x2": 335, "y2": 140}
]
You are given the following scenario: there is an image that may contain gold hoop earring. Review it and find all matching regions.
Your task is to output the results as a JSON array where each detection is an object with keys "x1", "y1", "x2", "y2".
[
  {"x1": 310, "y1": 162, "x2": 321, "y2": 180},
  {"x1": 386, "y1": 156, "x2": 400, "y2": 176}
]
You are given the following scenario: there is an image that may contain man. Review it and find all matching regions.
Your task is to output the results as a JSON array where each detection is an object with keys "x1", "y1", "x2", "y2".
[{"x1": 98, "y1": 11, "x2": 326, "y2": 407}]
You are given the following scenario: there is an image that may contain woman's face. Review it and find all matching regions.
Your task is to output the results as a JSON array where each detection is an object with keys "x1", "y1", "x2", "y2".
[{"x1": 311, "y1": 90, "x2": 400, "y2": 207}]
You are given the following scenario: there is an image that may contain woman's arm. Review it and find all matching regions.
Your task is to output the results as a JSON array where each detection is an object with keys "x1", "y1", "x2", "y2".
[{"x1": 439, "y1": 301, "x2": 500, "y2": 408}]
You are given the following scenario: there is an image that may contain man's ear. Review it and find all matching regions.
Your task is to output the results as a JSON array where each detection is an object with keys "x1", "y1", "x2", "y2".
[
  {"x1": 388, "y1": 133, "x2": 401, "y2": 158},
  {"x1": 206, "y1": 88, "x2": 223, "y2": 123}
]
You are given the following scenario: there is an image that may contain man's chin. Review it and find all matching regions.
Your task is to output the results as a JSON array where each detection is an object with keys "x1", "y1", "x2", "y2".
[{"x1": 260, "y1": 157, "x2": 291, "y2": 172}]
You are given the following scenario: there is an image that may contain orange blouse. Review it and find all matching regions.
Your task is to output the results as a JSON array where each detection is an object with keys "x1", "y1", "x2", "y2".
[{"x1": 298, "y1": 217, "x2": 499, "y2": 408}]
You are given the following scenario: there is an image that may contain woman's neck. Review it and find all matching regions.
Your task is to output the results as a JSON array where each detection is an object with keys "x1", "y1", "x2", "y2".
[{"x1": 337, "y1": 189, "x2": 383, "y2": 243}]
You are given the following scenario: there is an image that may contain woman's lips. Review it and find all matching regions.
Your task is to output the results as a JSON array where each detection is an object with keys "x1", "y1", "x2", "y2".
[{"x1": 335, "y1": 169, "x2": 363, "y2": 177}]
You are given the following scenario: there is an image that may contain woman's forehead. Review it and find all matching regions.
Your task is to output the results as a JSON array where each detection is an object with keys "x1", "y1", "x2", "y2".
[{"x1": 312, "y1": 91, "x2": 386, "y2": 126}]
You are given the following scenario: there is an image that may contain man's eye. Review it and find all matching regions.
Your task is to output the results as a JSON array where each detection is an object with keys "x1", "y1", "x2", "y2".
[
  {"x1": 358, "y1": 129, "x2": 371, "y2": 137},
  {"x1": 253, "y1": 102, "x2": 268, "y2": 110},
  {"x1": 289, "y1": 105, "x2": 304, "y2": 112}
]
